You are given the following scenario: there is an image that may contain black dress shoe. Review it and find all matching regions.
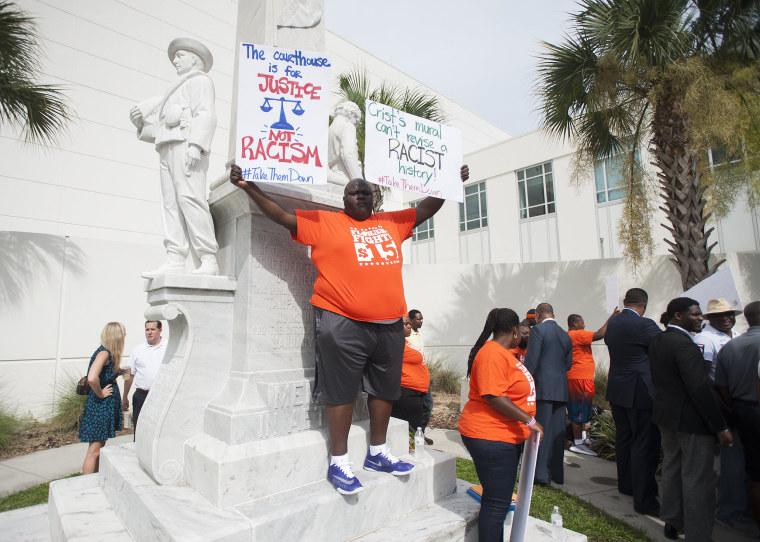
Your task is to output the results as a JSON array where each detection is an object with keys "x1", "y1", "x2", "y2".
[
  {"x1": 664, "y1": 523, "x2": 678, "y2": 540},
  {"x1": 424, "y1": 437, "x2": 433, "y2": 445},
  {"x1": 534, "y1": 479, "x2": 549, "y2": 487}
]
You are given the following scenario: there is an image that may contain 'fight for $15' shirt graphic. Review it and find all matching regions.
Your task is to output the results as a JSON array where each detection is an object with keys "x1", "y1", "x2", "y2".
[{"x1": 350, "y1": 225, "x2": 399, "y2": 266}]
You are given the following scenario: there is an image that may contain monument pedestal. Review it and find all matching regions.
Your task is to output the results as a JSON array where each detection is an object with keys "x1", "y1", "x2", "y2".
[{"x1": 48, "y1": 183, "x2": 471, "y2": 541}]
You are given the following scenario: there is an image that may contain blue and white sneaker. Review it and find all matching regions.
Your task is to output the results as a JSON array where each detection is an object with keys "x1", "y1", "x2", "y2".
[
  {"x1": 327, "y1": 462, "x2": 364, "y2": 495},
  {"x1": 363, "y1": 448, "x2": 415, "y2": 476}
]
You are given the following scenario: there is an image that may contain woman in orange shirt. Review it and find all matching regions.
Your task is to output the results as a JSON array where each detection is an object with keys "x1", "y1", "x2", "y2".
[
  {"x1": 459, "y1": 308, "x2": 543, "y2": 542},
  {"x1": 391, "y1": 316, "x2": 430, "y2": 430}
]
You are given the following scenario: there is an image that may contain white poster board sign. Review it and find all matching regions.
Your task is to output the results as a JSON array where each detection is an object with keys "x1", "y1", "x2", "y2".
[
  {"x1": 364, "y1": 99, "x2": 463, "y2": 202},
  {"x1": 605, "y1": 275, "x2": 619, "y2": 314},
  {"x1": 510, "y1": 432, "x2": 541, "y2": 542},
  {"x1": 235, "y1": 42, "x2": 330, "y2": 185},
  {"x1": 682, "y1": 266, "x2": 742, "y2": 313}
]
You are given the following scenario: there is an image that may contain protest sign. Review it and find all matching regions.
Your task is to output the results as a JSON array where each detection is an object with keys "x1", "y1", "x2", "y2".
[
  {"x1": 364, "y1": 100, "x2": 463, "y2": 202},
  {"x1": 235, "y1": 43, "x2": 330, "y2": 185},
  {"x1": 510, "y1": 431, "x2": 541, "y2": 542},
  {"x1": 605, "y1": 275, "x2": 618, "y2": 314},
  {"x1": 682, "y1": 266, "x2": 742, "y2": 312}
]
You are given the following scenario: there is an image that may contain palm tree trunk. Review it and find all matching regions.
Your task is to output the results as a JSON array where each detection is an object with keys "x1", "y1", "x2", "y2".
[{"x1": 650, "y1": 95, "x2": 724, "y2": 290}]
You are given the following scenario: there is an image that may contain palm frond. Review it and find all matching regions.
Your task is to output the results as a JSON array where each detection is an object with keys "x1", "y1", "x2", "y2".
[{"x1": 0, "y1": 1, "x2": 71, "y2": 144}]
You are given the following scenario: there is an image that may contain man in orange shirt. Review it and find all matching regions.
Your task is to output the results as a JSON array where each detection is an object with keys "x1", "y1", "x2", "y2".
[
  {"x1": 230, "y1": 164, "x2": 468, "y2": 495},
  {"x1": 566, "y1": 310, "x2": 618, "y2": 455}
]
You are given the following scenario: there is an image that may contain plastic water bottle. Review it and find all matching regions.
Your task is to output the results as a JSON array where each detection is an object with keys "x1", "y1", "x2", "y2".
[
  {"x1": 551, "y1": 505, "x2": 563, "y2": 540},
  {"x1": 123, "y1": 410, "x2": 132, "y2": 429},
  {"x1": 414, "y1": 427, "x2": 425, "y2": 458}
]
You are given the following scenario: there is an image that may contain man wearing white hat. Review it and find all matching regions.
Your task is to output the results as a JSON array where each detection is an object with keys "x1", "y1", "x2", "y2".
[
  {"x1": 130, "y1": 37, "x2": 219, "y2": 277},
  {"x1": 695, "y1": 298, "x2": 757, "y2": 537},
  {"x1": 694, "y1": 298, "x2": 741, "y2": 381}
]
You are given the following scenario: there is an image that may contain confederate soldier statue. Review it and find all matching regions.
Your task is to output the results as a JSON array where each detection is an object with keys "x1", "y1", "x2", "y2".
[{"x1": 130, "y1": 38, "x2": 219, "y2": 277}]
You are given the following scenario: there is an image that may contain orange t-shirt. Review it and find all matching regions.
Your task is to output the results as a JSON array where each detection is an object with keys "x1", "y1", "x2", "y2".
[
  {"x1": 292, "y1": 208, "x2": 416, "y2": 321},
  {"x1": 400, "y1": 341, "x2": 429, "y2": 392},
  {"x1": 509, "y1": 346, "x2": 527, "y2": 363},
  {"x1": 567, "y1": 329, "x2": 595, "y2": 380},
  {"x1": 458, "y1": 341, "x2": 536, "y2": 444}
]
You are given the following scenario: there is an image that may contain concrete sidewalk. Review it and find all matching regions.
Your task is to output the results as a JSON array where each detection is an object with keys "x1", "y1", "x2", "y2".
[
  {"x1": 425, "y1": 427, "x2": 756, "y2": 542},
  {"x1": 0, "y1": 435, "x2": 133, "y2": 498}
]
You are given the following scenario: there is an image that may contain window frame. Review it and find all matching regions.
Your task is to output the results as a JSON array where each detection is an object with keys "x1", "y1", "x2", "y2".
[
  {"x1": 409, "y1": 200, "x2": 435, "y2": 242},
  {"x1": 516, "y1": 161, "x2": 555, "y2": 220},
  {"x1": 459, "y1": 181, "x2": 488, "y2": 232}
]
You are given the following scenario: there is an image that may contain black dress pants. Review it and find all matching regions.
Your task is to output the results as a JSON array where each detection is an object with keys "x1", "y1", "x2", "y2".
[{"x1": 610, "y1": 403, "x2": 660, "y2": 512}]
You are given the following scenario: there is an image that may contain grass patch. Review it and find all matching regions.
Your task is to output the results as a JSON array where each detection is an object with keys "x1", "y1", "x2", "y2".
[
  {"x1": 455, "y1": 457, "x2": 649, "y2": 542},
  {"x1": 428, "y1": 354, "x2": 461, "y2": 395},
  {"x1": 0, "y1": 473, "x2": 81, "y2": 512}
]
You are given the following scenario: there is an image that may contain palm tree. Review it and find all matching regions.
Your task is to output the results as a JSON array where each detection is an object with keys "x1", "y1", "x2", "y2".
[
  {"x1": 0, "y1": 1, "x2": 71, "y2": 144},
  {"x1": 537, "y1": 0, "x2": 760, "y2": 288},
  {"x1": 335, "y1": 68, "x2": 447, "y2": 211}
]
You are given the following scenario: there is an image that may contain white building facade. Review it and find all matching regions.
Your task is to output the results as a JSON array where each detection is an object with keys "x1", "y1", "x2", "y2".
[{"x1": 1, "y1": 0, "x2": 758, "y2": 417}]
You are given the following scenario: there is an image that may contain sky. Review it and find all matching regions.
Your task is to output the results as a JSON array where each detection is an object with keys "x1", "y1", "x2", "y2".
[{"x1": 324, "y1": 0, "x2": 581, "y2": 136}]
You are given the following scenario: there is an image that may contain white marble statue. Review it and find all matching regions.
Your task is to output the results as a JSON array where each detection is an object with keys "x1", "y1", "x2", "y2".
[
  {"x1": 327, "y1": 101, "x2": 363, "y2": 186},
  {"x1": 130, "y1": 38, "x2": 220, "y2": 278}
]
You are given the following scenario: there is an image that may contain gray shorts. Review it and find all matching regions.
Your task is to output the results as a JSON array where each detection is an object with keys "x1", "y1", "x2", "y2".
[{"x1": 313, "y1": 307, "x2": 404, "y2": 404}]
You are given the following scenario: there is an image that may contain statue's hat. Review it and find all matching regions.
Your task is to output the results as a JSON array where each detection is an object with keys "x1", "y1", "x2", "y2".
[{"x1": 167, "y1": 38, "x2": 213, "y2": 72}]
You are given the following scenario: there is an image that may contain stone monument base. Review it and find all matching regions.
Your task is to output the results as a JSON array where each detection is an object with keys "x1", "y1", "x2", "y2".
[{"x1": 48, "y1": 421, "x2": 472, "y2": 542}]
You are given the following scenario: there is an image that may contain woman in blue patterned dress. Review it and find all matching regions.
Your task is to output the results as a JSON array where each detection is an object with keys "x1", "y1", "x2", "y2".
[{"x1": 79, "y1": 322, "x2": 128, "y2": 474}]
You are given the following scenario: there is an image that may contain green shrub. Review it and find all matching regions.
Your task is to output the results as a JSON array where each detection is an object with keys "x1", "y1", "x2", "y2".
[
  {"x1": 589, "y1": 409, "x2": 616, "y2": 460},
  {"x1": 593, "y1": 366, "x2": 610, "y2": 411},
  {"x1": 50, "y1": 378, "x2": 87, "y2": 433},
  {"x1": 427, "y1": 354, "x2": 461, "y2": 395},
  {"x1": 0, "y1": 405, "x2": 22, "y2": 449}
]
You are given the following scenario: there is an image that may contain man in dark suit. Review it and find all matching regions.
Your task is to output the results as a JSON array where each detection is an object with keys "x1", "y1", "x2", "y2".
[
  {"x1": 524, "y1": 302, "x2": 573, "y2": 485},
  {"x1": 650, "y1": 297, "x2": 732, "y2": 541},
  {"x1": 604, "y1": 288, "x2": 661, "y2": 515}
]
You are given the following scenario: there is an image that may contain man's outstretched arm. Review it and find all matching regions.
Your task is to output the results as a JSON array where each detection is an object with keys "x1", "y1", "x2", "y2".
[
  {"x1": 230, "y1": 164, "x2": 298, "y2": 233},
  {"x1": 413, "y1": 164, "x2": 469, "y2": 227},
  {"x1": 592, "y1": 308, "x2": 620, "y2": 341}
]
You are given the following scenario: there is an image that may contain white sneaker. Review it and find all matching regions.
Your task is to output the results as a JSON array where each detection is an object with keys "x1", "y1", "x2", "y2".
[
  {"x1": 569, "y1": 443, "x2": 598, "y2": 456},
  {"x1": 192, "y1": 256, "x2": 219, "y2": 276},
  {"x1": 141, "y1": 261, "x2": 185, "y2": 278}
]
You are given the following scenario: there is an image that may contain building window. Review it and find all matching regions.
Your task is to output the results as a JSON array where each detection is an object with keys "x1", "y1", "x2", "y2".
[
  {"x1": 594, "y1": 150, "x2": 639, "y2": 203},
  {"x1": 459, "y1": 181, "x2": 488, "y2": 232},
  {"x1": 410, "y1": 200, "x2": 434, "y2": 241},
  {"x1": 517, "y1": 162, "x2": 555, "y2": 219}
]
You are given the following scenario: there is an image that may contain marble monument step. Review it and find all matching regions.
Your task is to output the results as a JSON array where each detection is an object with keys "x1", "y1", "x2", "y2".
[
  {"x1": 48, "y1": 474, "x2": 133, "y2": 542},
  {"x1": 184, "y1": 416, "x2": 410, "y2": 508},
  {"x1": 231, "y1": 448, "x2": 457, "y2": 542},
  {"x1": 354, "y1": 479, "x2": 588, "y2": 542},
  {"x1": 98, "y1": 444, "x2": 251, "y2": 542},
  {"x1": 352, "y1": 479, "x2": 479, "y2": 542},
  {"x1": 51, "y1": 441, "x2": 457, "y2": 542}
]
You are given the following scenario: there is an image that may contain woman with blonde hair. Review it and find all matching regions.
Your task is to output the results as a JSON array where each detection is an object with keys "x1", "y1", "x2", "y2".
[{"x1": 79, "y1": 322, "x2": 128, "y2": 474}]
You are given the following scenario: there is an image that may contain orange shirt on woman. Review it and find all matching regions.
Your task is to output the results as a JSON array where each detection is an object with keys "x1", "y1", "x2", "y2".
[
  {"x1": 400, "y1": 341, "x2": 429, "y2": 392},
  {"x1": 459, "y1": 341, "x2": 536, "y2": 444}
]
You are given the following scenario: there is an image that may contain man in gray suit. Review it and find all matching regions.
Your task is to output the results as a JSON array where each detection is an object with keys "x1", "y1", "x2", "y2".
[{"x1": 524, "y1": 303, "x2": 573, "y2": 485}]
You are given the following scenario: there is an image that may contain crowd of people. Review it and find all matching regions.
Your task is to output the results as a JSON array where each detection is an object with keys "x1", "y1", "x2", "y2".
[{"x1": 76, "y1": 163, "x2": 759, "y2": 542}]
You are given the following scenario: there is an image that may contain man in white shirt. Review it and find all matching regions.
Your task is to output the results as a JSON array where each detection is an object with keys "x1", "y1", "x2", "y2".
[
  {"x1": 122, "y1": 321, "x2": 167, "y2": 437},
  {"x1": 694, "y1": 298, "x2": 741, "y2": 381}
]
